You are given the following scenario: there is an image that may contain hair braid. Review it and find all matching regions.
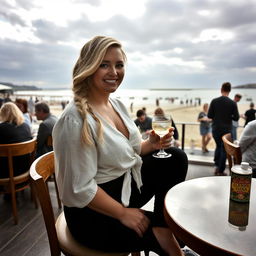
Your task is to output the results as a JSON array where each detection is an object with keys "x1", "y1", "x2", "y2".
[{"x1": 74, "y1": 95, "x2": 103, "y2": 145}]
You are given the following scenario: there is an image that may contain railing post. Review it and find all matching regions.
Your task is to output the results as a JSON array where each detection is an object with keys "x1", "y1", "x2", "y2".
[{"x1": 181, "y1": 123, "x2": 185, "y2": 150}]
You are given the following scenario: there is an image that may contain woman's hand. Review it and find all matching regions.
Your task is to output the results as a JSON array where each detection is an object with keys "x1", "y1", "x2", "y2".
[
  {"x1": 149, "y1": 127, "x2": 175, "y2": 150},
  {"x1": 118, "y1": 208, "x2": 150, "y2": 237}
]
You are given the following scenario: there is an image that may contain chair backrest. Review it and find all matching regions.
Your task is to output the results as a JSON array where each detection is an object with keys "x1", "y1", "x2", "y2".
[
  {"x1": 0, "y1": 137, "x2": 37, "y2": 179},
  {"x1": 29, "y1": 151, "x2": 60, "y2": 256},
  {"x1": 47, "y1": 135, "x2": 53, "y2": 147},
  {"x1": 222, "y1": 133, "x2": 242, "y2": 172}
]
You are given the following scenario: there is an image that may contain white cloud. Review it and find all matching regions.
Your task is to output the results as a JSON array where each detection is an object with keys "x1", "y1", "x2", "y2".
[
  {"x1": 192, "y1": 28, "x2": 234, "y2": 43},
  {"x1": 0, "y1": 22, "x2": 41, "y2": 43},
  {"x1": 128, "y1": 51, "x2": 205, "y2": 72}
]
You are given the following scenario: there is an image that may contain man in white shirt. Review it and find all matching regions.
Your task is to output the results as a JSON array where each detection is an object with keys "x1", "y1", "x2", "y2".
[{"x1": 239, "y1": 120, "x2": 256, "y2": 177}]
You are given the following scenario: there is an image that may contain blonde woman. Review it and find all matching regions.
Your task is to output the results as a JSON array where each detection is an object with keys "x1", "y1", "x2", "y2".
[
  {"x1": 0, "y1": 102, "x2": 32, "y2": 178},
  {"x1": 53, "y1": 36, "x2": 194, "y2": 256}
]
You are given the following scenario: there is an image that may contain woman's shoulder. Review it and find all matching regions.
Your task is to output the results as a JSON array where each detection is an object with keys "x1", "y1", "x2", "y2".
[
  {"x1": 58, "y1": 100, "x2": 81, "y2": 123},
  {"x1": 55, "y1": 100, "x2": 96, "y2": 127}
]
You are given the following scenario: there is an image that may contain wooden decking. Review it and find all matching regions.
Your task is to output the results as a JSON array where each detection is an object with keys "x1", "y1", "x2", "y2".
[{"x1": 0, "y1": 163, "x2": 215, "y2": 256}]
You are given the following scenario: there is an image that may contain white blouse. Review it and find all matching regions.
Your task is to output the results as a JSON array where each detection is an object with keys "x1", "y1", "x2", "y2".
[{"x1": 53, "y1": 98, "x2": 143, "y2": 208}]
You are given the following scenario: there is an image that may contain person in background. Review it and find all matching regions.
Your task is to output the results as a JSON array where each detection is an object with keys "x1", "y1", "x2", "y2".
[
  {"x1": 15, "y1": 98, "x2": 32, "y2": 129},
  {"x1": 3, "y1": 93, "x2": 12, "y2": 103},
  {"x1": 242, "y1": 102, "x2": 256, "y2": 127},
  {"x1": 28, "y1": 96, "x2": 35, "y2": 115},
  {"x1": 0, "y1": 102, "x2": 32, "y2": 178},
  {"x1": 35, "y1": 102, "x2": 58, "y2": 157},
  {"x1": 53, "y1": 36, "x2": 195, "y2": 256},
  {"x1": 0, "y1": 97, "x2": 3, "y2": 108},
  {"x1": 154, "y1": 107, "x2": 180, "y2": 147},
  {"x1": 134, "y1": 109, "x2": 152, "y2": 139},
  {"x1": 231, "y1": 93, "x2": 242, "y2": 140},
  {"x1": 197, "y1": 103, "x2": 212, "y2": 153},
  {"x1": 239, "y1": 120, "x2": 256, "y2": 178},
  {"x1": 208, "y1": 82, "x2": 239, "y2": 176}
]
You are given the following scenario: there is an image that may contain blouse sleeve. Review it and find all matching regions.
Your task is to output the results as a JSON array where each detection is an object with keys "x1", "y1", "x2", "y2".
[{"x1": 53, "y1": 112, "x2": 98, "y2": 208}]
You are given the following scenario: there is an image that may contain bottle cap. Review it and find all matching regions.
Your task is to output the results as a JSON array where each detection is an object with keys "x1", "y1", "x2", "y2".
[{"x1": 241, "y1": 162, "x2": 250, "y2": 170}]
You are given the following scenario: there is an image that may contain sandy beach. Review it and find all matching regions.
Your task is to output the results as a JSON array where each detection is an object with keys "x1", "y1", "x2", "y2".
[{"x1": 48, "y1": 100, "x2": 250, "y2": 150}]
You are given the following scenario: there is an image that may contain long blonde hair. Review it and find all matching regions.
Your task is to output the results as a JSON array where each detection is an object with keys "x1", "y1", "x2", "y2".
[
  {"x1": 0, "y1": 102, "x2": 25, "y2": 126},
  {"x1": 72, "y1": 36, "x2": 126, "y2": 145}
]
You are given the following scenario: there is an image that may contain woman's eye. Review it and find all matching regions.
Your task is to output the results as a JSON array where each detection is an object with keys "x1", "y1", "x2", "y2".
[
  {"x1": 116, "y1": 63, "x2": 124, "y2": 68},
  {"x1": 100, "y1": 63, "x2": 108, "y2": 68}
]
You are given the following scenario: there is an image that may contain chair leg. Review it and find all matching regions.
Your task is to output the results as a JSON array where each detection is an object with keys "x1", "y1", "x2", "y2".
[
  {"x1": 30, "y1": 183, "x2": 38, "y2": 209},
  {"x1": 52, "y1": 173, "x2": 62, "y2": 209},
  {"x1": 10, "y1": 191, "x2": 18, "y2": 225}
]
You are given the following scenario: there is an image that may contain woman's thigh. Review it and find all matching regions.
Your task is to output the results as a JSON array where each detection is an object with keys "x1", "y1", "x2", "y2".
[{"x1": 129, "y1": 147, "x2": 188, "y2": 208}]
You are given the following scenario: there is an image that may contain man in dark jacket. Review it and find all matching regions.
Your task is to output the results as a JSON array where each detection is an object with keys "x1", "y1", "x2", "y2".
[
  {"x1": 208, "y1": 82, "x2": 239, "y2": 175},
  {"x1": 35, "y1": 102, "x2": 58, "y2": 157}
]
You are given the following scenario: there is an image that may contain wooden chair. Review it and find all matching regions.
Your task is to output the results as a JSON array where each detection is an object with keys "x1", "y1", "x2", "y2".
[
  {"x1": 30, "y1": 151, "x2": 141, "y2": 256},
  {"x1": 45, "y1": 135, "x2": 61, "y2": 209},
  {"x1": 222, "y1": 133, "x2": 242, "y2": 173},
  {"x1": 0, "y1": 137, "x2": 37, "y2": 224}
]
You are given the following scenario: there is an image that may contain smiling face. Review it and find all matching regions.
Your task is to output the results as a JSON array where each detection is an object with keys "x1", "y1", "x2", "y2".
[{"x1": 91, "y1": 46, "x2": 125, "y2": 95}]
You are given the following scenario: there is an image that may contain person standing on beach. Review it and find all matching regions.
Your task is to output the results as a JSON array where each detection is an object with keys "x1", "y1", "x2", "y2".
[
  {"x1": 35, "y1": 102, "x2": 58, "y2": 157},
  {"x1": 52, "y1": 36, "x2": 196, "y2": 256},
  {"x1": 28, "y1": 96, "x2": 35, "y2": 115},
  {"x1": 208, "y1": 82, "x2": 239, "y2": 175},
  {"x1": 242, "y1": 102, "x2": 256, "y2": 127},
  {"x1": 197, "y1": 103, "x2": 212, "y2": 153},
  {"x1": 231, "y1": 93, "x2": 242, "y2": 140}
]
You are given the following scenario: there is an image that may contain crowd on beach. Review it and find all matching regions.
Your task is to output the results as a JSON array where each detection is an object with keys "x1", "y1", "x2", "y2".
[{"x1": 1, "y1": 36, "x2": 256, "y2": 256}]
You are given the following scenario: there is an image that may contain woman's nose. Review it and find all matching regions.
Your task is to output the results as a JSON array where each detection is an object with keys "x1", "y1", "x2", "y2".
[{"x1": 108, "y1": 66, "x2": 117, "y2": 75}]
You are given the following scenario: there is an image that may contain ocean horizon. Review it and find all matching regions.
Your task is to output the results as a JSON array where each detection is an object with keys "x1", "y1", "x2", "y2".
[{"x1": 15, "y1": 88, "x2": 255, "y2": 107}]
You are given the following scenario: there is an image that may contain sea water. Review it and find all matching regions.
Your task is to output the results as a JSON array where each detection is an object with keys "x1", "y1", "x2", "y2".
[{"x1": 15, "y1": 88, "x2": 256, "y2": 107}]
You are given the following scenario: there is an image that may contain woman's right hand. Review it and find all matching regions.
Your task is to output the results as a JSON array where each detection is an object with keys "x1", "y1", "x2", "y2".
[{"x1": 118, "y1": 208, "x2": 150, "y2": 237}]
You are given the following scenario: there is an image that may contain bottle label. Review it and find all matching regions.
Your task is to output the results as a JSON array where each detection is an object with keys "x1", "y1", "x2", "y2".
[{"x1": 230, "y1": 172, "x2": 252, "y2": 202}]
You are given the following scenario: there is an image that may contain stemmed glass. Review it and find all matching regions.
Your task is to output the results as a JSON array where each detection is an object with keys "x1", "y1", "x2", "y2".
[{"x1": 152, "y1": 114, "x2": 172, "y2": 158}]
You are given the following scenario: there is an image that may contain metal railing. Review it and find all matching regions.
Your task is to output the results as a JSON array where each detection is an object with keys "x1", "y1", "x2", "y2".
[{"x1": 175, "y1": 122, "x2": 244, "y2": 151}]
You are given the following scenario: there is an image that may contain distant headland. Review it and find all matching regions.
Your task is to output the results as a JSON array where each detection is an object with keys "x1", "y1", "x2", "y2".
[
  {"x1": 0, "y1": 82, "x2": 41, "y2": 91},
  {"x1": 233, "y1": 83, "x2": 256, "y2": 89}
]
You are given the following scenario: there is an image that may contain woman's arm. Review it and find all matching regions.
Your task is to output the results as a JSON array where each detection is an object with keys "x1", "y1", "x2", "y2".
[{"x1": 88, "y1": 186, "x2": 150, "y2": 237}]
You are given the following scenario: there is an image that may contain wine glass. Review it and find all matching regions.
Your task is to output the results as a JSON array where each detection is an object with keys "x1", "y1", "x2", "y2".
[{"x1": 152, "y1": 114, "x2": 172, "y2": 158}]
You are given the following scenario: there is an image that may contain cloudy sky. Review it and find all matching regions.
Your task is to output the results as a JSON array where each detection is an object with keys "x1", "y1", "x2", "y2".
[{"x1": 1, "y1": 0, "x2": 256, "y2": 89}]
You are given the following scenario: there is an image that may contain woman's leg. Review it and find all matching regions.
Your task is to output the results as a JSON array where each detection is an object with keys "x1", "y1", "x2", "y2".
[
  {"x1": 136, "y1": 147, "x2": 188, "y2": 225},
  {"x1": 129, "y1": 147, "x2": 188, "y2": 255},
  {"x1": 202, "y1": 135, "x2": 206, "y2": 151},
  {"x1": 64, "y1": 175, "x2": 166, "y2": 254}
]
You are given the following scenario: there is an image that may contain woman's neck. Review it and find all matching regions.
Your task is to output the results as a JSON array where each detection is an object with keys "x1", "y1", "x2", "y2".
[{"x1": 87, "y1": 92, "x2": 110, "y2": 109}]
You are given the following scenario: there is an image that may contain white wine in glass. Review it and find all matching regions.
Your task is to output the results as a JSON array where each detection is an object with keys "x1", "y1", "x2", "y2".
[{"x1": 152, "y1": 115, "x2": 172, "y2": 158}]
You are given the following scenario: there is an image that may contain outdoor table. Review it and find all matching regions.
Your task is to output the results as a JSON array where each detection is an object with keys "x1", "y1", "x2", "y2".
[{"x1": 164, "y1": 176, "x2": 256, "y2": 256}]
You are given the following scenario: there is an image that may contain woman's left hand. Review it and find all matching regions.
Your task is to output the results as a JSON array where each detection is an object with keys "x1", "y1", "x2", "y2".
[{"x1": 148, "y1": 128, "x2": 174, "y2": 150}]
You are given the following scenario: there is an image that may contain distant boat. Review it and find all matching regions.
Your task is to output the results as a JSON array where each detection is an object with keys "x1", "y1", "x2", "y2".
[
  {"x1": 246, "y1": 98, "x2": 252, "y2": 101},
  {"x1": 142, "y1": 97, "x2": 148, "y2": 100}
]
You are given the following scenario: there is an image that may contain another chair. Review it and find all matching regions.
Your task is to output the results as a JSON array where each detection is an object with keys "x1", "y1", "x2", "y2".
[
  {"x1": 0, "y1": 137, "x2": 37, "y2": 224},
  {"x1": 222, "y1": 133, "x2": 242, "y2": 173},
  {"x1": 30, "y1": 151, "x2": 141, "y2": 256}
]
